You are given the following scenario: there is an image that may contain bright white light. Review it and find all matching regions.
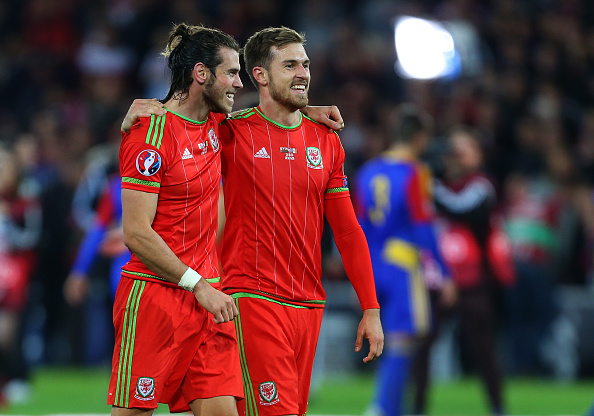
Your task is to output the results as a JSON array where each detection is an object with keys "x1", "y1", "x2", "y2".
[{"x1": 394, "y1": 16, "x2": 457, "y2": 80}]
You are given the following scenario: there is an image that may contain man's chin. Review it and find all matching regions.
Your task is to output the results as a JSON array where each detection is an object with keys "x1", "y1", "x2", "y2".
[
  {"x1": 297, "y1": 96, "x2": 308, "y2": 109},
  {"x1": 208, "y1": 103, "x2": 231, "y2": 114},
  {"x1": 288, "y1": 97, "x2": 309, "y2": 112}
]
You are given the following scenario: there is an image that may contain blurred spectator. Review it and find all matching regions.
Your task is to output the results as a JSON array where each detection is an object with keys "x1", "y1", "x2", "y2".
[
  {"x1": 64, "y1": 172, "x2": 126, "y2": 305},
  {"x1": 433, "y1": 127, "x2": 515, "y2": 416},
  {"x1": 501, "y1": 169, "x2": 561, "y2": 375},
  {"x1": 0, "y1": 143, "x2": 42, "y2": 406},
  {"x1": 138, "y1": 26, "x2": 171, "y2": 100}
]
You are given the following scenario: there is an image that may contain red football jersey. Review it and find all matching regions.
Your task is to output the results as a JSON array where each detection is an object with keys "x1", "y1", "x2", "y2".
[
  {"x1": 219, "y1": 107, "x2": 349, "y2": 307},
  {"x1": 119, "y1": 110, "x2": 226, "y2": 286}
]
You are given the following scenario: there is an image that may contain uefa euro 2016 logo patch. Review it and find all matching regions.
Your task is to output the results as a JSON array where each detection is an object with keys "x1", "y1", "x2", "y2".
[
  {"x1": 134, "y1": 377, "x2": 155, "y2": 401},
  {"x1": 136, "y1": 149, "x2": 162, "y2": 176},
  {"x1": 306, "y1": 146, "x2": 323, "y2": 169},
  {"x1": 259, "y1": 381, "x2": 279, "y2": 405}
]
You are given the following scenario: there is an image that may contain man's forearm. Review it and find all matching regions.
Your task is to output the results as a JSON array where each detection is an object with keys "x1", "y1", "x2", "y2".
[{"x1": 124, "y1": 226, "x2": 189, "y2": 284}]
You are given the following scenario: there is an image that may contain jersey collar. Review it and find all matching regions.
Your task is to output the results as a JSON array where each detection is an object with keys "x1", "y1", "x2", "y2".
[{"x1": 255, "y1": 106, "x2": 302, "y2": 130}]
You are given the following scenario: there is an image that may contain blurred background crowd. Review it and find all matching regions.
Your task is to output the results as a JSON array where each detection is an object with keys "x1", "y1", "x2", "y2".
[{"x1": 1, "y1": 0, "x2": 594, "y2": 410}]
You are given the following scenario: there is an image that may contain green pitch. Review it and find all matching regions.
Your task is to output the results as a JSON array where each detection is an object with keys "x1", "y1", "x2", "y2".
[{"x1": 0, "y1": 367, "x2": 592, "y2": 415}]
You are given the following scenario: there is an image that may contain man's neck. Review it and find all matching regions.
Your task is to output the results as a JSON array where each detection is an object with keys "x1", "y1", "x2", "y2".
[
  {"x1": 164, "y1": 95, "x2": 210, "y2": 123},
  {"x1": 386, "y1": 144, "x2": 416, "y2": 159},
  {"x1": 258, "y1": 100, "x2": 301, "y2": 127}
]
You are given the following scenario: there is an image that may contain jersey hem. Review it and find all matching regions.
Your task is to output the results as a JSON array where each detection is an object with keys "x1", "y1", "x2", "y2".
[
  {"x1": 121, "y1": 269, "x2": 221, "y2": 287},
  {"x1": 223, "y1": 289, "x2": 326, "y2": 309},
  {"x1": 121, "y1": 269, "x2": 179, "y2": 288}
]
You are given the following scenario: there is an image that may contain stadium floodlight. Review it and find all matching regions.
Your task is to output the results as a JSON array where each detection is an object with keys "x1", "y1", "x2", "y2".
[{"x1": 394, "y1": 16, "x2": 459, "y2": 80}]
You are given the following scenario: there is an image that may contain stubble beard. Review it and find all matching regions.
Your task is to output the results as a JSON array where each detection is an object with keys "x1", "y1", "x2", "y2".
[
  {"x1": 203, "y1": 76, "x2": 230, "y2": 114},
  {"x1": 269, "y1": 77, "x2": 308, "y2": 112}
]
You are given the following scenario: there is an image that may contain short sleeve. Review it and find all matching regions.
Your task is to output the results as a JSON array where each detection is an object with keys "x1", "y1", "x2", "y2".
[{"x1": 119, "y1": 115, "x2": 168, "y2": 194}]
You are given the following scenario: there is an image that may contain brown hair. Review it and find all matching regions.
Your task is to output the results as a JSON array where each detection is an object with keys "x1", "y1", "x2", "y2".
[{"x1": 243, "y1": 27, "x2": 305, "y2": 89}]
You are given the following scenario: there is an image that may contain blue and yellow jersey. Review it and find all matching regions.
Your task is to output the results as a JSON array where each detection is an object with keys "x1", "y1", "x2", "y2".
[{"x1": 355, "y1": 150, "x2": 447, "y2": 277}]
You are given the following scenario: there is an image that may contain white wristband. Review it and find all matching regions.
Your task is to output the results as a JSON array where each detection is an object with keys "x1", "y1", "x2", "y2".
[{"x1": 178, "y1": 267, "x2": 202, "y2": 291}]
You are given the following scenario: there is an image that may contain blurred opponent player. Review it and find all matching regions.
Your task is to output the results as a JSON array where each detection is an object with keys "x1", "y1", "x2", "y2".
[
  {"x1": 355, "y1": 105, "x2": 452, "y2": 416},
  {"x1": 64, "y1": 173, "x2": 128, "y2": 305}
]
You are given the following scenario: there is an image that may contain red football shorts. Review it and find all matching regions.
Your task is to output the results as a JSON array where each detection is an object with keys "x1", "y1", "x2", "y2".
[
  {"x1": 233, "y1": 295, "x2": 324, "y2": 416},
  {"x1": 107, "y1": 277, "x2": 243, "y2": 412}
]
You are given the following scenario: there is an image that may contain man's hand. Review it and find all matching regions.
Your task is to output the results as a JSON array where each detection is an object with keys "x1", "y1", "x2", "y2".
[
  {"x1": 356, "y1": 308, "x2": 384, "y2": 363},
  {"x1": 193, "y1": 278, "x2": 238, "y2": 324},
  {"x1": 302, "y1": 105, "x2": 344, "y2": 131},
  {"x1": 439, "y1": 279, "x2": 458, "y2": 309},
  {"x1": 63, "y1": 273, "x2": 90, "y2": 307},
  {"x1": 121, "y1": 98, "x2": 166, "y2": 133}
]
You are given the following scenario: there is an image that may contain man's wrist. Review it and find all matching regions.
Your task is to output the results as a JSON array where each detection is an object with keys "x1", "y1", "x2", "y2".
[
  {"x1": 179, "y1": 266, "x2": 202, "y2": 291},
  {"x1": 363, "y1": 307, "x2": 380, "y2": 315}
]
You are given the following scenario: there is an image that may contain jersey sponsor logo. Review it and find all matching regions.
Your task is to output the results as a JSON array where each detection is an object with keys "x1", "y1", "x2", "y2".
[
  {"x1": 280, "y1": 147, "x2": 297, "y2": 160},
  {"x1": 136, "y1": 150, "x2": 162, "y2": 176},
  {"x1": 254, "y1": 147, "x2": 271, "y2": 159},
  {"x1": 182, "y1": 147, "x2": 193, "y2": 160},
  {"x1": 198, "y1": 140, "x2": 209, "y2": 155},
  {"x1": 306, "y1": 146, "x2": 323, "y2": 169},
  {"x1": 134, "y1": 377, "x2": 155, "y2": 401},
  {"x1": 259, "y1": 381, "x2": 279, "y2": 405},
  {"x1": 209, "y1": 128, "x2": 220, "y2": 153}
]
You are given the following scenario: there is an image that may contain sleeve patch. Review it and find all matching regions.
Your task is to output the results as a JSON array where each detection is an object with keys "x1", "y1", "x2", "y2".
[{"x1": 136, "y1": 149, "x2": 162, "y2": 176}]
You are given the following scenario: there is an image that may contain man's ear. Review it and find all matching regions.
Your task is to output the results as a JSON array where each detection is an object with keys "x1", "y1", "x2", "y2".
[
  {"x1": 193, "y1": 63, "x2": 209, "y2": 85},
  {"x1": 253, "y1": 67, "x2": 268, "y2": 87}
]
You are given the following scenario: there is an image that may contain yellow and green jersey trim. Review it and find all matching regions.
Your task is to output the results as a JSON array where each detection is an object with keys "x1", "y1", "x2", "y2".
[
  {"x1": 145, "y1": 114, "x2": 167, "y2": 149},
  {"x1": 326, "y1": 187, "x2": 349, "y2": 193},
  {"x1": 164, "y1": 107, "x2": 208, "y2": 124},
  {"x1": 121, "y1": 269, "x2": 220, "y2": 285},
  {"x1": 255, "y1": 107, "x2": 302, "y2": 130},
  {"x1": 228, "y1": 291, "x2": 325, "y2": 309},
  {"x1": 122, "y1": 177, "x2": 161, "y2": 188},
  {"x1": 122, "y1": 269, "x2": 168, "y2": 283},
  {"x1": 228, "y1": 107, "x2": 257, "y2": 120}
]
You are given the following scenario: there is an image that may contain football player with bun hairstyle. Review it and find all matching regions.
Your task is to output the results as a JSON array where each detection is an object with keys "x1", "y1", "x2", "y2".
[{"x1": 108, "y1": 23, "x2": 243, "y2": 416}]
